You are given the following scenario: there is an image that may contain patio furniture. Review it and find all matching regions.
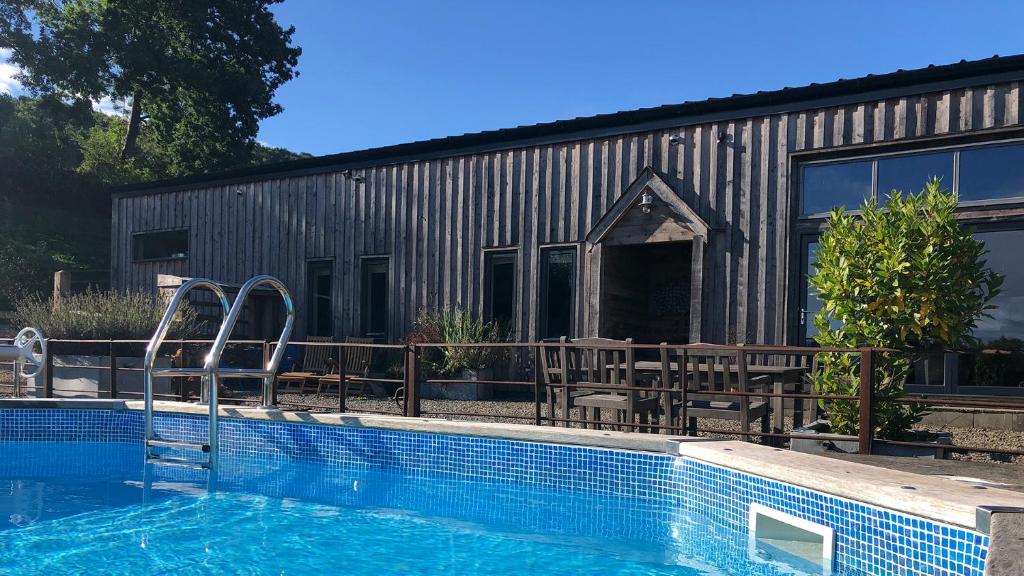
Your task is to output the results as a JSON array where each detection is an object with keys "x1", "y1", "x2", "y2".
[
  {"x1": 659, "y1": 346, "x2": 771, "y2": 440},
  {"x1": 277, "y1": 336, "x2": 333, "y2": 393},
  {"x1": 317, "y1": 337, "x2": 375, "y2": 397},
  {"x1": 541, "y1": 337, "x2": 658, "y2": 431},
  {"x1": 540, "y1": 337, "x2": 575, "y2": 426}
]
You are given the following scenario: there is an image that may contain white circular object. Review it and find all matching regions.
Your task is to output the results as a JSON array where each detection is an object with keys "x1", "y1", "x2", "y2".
[{"x1": 13, "y1": 327, "x2": 46, "y2": 378}]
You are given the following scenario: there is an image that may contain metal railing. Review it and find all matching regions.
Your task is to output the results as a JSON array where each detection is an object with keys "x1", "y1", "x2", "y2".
[{"x1": 3, "y1": 338, "x2": 1023, "y2": 460}]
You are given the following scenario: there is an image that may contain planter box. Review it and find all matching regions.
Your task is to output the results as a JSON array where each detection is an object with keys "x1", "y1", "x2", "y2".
[
  {"x1": 25, "y1": 355, "x2": 175, "y2": 399},
  {"x1": 423, "y1": 368, "x2": 493, "y2": 401},
  {"x1": 791, "y1": 420, "x2": 952, "y2": 459}
]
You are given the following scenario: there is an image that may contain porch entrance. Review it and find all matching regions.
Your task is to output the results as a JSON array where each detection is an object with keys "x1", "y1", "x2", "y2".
[{"x1": 599, "y1": 241, "x2": 692, "y2": 344}]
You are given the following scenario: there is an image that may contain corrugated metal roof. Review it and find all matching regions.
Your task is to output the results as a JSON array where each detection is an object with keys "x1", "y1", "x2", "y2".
[{"x1": 116, "y1": 54, "x2": 1024, "y2": 195}]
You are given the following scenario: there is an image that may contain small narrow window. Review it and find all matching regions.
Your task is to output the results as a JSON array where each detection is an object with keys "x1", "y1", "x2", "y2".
[
  {"x1": 484, "y1": 251, "x2": 517, "y2": 329},
  {"x1": 132, "y1": 229, "x2": 189, "y2": 261},
  {"x1": 361, "y1": 258, "x2": 389, "y2": 340},
  {"x1": 540, "y1": 247, "x2": 576, "y2": 339},
  {"x1": 307, "y1": 260, "x2": 333, "y2": 337}
]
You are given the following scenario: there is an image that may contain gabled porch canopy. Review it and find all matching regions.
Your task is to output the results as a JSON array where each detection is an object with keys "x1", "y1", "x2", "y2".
[{"x1": 585, "y1": 166, "x2": 710, "y2": 245}]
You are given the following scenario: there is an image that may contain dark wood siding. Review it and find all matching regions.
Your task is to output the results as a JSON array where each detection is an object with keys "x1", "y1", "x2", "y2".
[{"x1": 111, "y1": 80, "x2": 1024, "y2": 343}]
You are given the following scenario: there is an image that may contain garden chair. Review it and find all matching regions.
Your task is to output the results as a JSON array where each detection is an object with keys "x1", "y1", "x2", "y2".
[
  {"x1": 317, "y1": 337, "x2": 374, "y2": 396},
  {"x1": 541, "y1": 337, "x2": 587, "y2": 426},
  {"x1": 277, "y1": 336, "x2": 333, "y2": 393},
  {"x1": 661, "y1": 345, "x2": 770, "y2": 440},
  {"x1": 568, "y1": 337, "x2": 659, "y2": 431}
]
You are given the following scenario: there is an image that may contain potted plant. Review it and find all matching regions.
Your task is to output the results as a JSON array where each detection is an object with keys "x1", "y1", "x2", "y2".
[
  {"x1": 793, "y1": 179, "x2": 1002, "y2": 457},
  {"x1": 407, "y1": 309, "x2": 509, "y2": 400},
  {"x1": 15, "y1": 290, "x2": 203, "y2": 397}
]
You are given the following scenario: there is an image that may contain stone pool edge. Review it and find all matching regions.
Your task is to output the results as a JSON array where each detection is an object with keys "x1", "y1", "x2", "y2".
[{"x1": 3, "y1": 396, "x2": 1023, "y2": 574}]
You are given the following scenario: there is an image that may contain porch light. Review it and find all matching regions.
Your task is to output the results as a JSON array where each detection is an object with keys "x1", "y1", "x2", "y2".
[{"x1": 639, "y1": 190, "x2": 654, "y2": 214}]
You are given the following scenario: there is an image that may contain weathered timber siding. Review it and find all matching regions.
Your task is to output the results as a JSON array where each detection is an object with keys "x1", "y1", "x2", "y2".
[{"x1": 112, "y1": 80, "x2": 1024, "y2": 343}]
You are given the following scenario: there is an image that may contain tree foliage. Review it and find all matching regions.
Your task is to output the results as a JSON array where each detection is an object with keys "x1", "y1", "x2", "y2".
[
  {"x1": 2, "y1": 0, "x2": 301, "y2": 174},
  {"x1": 810, "y1": 179, "x2": 1003, "y2": 438},
  {"x1": 0, "y1": 1, "x2": 307, "y2": 308}
]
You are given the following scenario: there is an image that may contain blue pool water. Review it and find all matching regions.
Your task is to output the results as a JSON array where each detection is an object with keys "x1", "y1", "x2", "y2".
[{"x1": 0, "y1": 441, "x2": 804, "y2": 576}]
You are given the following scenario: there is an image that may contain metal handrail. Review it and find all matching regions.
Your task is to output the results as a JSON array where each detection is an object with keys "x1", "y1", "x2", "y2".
[
  {"x1": 143, "y1": 278, "x2": 231, "y2": 466},
  {"x1": 205, "y1": 275, "x2": 295, "y2": 409}
]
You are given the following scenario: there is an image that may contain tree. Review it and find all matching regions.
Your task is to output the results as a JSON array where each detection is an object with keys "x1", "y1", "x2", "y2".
[
  {"x1": 1, "y1": 0, "x2": 301, "y2": 175},
  {"x1": 810, "y1": 179, "x2": 1003, "y2": 438},
  {"x1": 0, "y1": 93, "x2": 109, "y2": 308}
]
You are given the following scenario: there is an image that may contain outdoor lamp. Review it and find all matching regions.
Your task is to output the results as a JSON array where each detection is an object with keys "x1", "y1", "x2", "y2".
[{"x1": 639, "y1": 190, "x2": 654, "y2": 214}]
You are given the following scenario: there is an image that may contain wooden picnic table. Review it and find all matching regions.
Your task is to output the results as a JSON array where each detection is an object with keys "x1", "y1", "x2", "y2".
[{"x1": 613, "y1": 361, "x2": 810, "y2": 439}]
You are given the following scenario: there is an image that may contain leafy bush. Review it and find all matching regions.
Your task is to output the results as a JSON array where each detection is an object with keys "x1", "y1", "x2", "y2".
[
  {"x1": 810, "y1": 179, "x2": 1003, "y2": 438},
  {"x1": 406, "y1": 309, "x2": 509, "y2": 376},
  {"x1": 14, "y1": 289, "x2": 203, "y2": 340}
]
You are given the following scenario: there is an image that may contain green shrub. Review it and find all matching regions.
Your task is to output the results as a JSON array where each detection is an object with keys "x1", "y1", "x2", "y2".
[
  {"x1": 406, "y1": 309, "x2": 509, "y2": 376},
  {"x1": 810, "y1": 179, "x2": 1002, "y2": 438},
  {"x1": 14, "y1": 289, "x2": 203, "y2": 340}
]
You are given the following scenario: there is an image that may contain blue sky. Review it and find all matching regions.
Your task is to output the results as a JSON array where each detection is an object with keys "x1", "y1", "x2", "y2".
[
  {"x1": 261, "y1": 1, "x2": 1024, "y2": 156},
  {"x1": 5, "y1": 2, "x2": 1024, "y2": 157}
]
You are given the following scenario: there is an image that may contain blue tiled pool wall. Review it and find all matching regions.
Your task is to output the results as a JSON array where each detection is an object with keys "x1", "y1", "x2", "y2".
[
  {"x1": 0, "y1": 409, "x2": 140, "y2": 443},
  {"x1": 0, "y1": 409, "x2": 989, "y2": 576}
]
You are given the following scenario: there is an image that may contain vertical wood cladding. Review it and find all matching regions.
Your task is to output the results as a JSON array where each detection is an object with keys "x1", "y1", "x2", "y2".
[{"x1": 112, "y1": 80, "x2": 1024, "y2": 343}]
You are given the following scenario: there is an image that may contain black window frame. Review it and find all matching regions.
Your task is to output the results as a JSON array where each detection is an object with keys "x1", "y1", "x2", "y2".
[
  {"x1": 360, "y1": 256, "x2": 390, "y2": 341},
  {"x1": 131, "y1": 228, "x2": 190, "y2": 263},
  {"x1": 798, "y1": 137, "x2": 1024, "y2": 218},
  {"x1": 306, "y1": 259, "x2": 334, "y2": 338},
  {"x1": 539, "y1": 245, "x2": 578, "y2": 340},
  {"x1": 483, "y1": 249, "x2": 518, "y2": 330}
]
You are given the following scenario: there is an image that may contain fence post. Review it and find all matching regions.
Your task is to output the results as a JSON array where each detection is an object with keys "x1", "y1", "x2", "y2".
[
  {"x1": 178, "y1": 341, "x2": 189, "y2": 402},
  {"x1": 533, "y1": 345, "x2": 543, "y2": 426},
  {"x1": 337, "y1": 344, "x2": 348, "y2": 413},
  {"x1": 405, "y1": 344, "x2": 420, "y2": 417},
  {"x1": 109, "y1": 341, "x2": 118, "y2": 399},
  {"x1": 858, "y1": 349, "x2": 875, "y2": 455},
  {"x1": 44, "y1": 340, "x2": 54, "y2": 398},
  {"x1": 263, "y1": 340, "x2": 278, "y2": 408}
]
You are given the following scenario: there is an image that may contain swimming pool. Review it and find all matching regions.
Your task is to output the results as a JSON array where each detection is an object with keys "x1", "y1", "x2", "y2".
[{"x1": 0, "y1": 409, "x2": 991, "y2": 575}]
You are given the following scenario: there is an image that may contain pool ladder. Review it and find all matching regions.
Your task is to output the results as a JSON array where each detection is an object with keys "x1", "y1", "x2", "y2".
[{"x1": 143, "y1": 275, "x2": 295, "y2": 470}]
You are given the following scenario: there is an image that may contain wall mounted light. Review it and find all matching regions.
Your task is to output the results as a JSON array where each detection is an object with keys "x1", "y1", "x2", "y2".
[
  {"x1": 342, "y1": 169, "x2": 365, "y2": 184},
  {"x1": 639, "y1": 190, "x2": 654, "y2": 214}
]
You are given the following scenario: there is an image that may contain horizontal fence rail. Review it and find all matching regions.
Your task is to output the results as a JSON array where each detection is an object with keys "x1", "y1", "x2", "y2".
[{"x1": 1, "y1": 338, "x2": 1023, "y2": 460}]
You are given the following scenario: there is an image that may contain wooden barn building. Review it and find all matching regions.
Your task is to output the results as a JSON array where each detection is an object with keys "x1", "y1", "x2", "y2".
[{"x1": 112, "y1": 55, "x2": 1024, "y2": 363}]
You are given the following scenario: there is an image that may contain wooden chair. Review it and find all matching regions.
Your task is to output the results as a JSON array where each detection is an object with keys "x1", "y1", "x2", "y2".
[
  {"x1": 540, "y1": 337, "x2": 575, "y2": 426},
  {"x1": 663, "y1": 346, "x2": 771, "y2": 440},
  {"x1": 317, "y1": 337, "x2": 374, "y2": 396},
  {"x1": 567, "y1": 337, "x2": 659, "y2": 431},
  {"x1": 277, "y1": 336, "x2": 333, "y2": 393}
]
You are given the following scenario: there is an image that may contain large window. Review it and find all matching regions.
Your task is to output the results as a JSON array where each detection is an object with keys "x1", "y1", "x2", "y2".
[
  {"x1": 539, "y1": 247, "x2": 576, "y2": 339},
  {"x1": 876, "y1": 150, "x2": 954, "y2": 198},
  {"x1": 484, "y1": 250, "x2": 517, "y2": 329},
  {"x1": 959, "y1": 143, "x2": 1024, "y2": 202},
  {"x1": 972, "y1": 229, "x2": 1024, "y2": 345},
  {"x1": 132, "y1": 229, "x2": 188, "y2": 261},
  {"x1": 361, "y1": 258, "x2": 389, "y2": 341},
  {"x1": 801, "y1": 160, "x2": 873, "y2": 215},
  {"x1": 307, "y1": 260, "x2": 333, "y2": 337},
  {"x1": 800, "y1": 140, "x2": 1024, "y2": 216}
]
